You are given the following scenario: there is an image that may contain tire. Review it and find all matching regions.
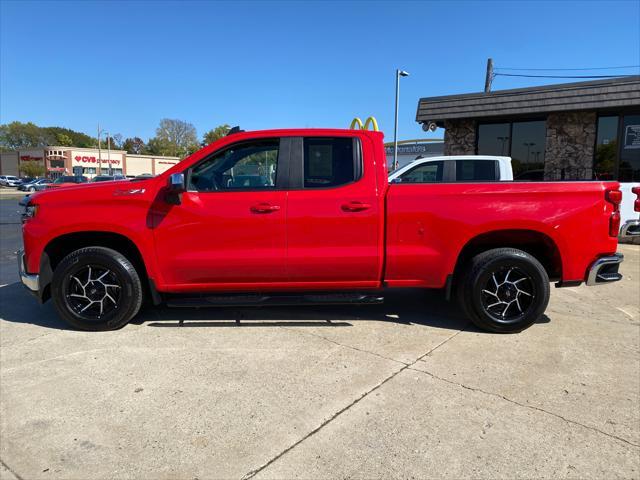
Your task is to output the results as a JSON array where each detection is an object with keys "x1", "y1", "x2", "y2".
[
  {"x1": 51, "y1": 247, "x2": 143, "y2": 331},
  {"x1": 457, "y1": 248, "x2": 550, "y2": 333}
]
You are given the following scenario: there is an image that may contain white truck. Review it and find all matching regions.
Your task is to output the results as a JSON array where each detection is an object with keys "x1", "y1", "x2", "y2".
[{"x1": 389, "y1": 155, "x2": 513, "y2": 183}]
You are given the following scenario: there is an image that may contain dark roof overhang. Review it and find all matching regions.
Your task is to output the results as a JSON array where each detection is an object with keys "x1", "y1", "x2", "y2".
[{"x1": 416, "y1": 76, "x2": 640, "y2": 126}]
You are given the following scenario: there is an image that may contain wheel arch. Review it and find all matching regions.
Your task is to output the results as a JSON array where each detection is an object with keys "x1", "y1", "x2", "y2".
[
  {"x1": 453, "y1": 229, "x2": 563, "y2": 283},
  {"x1": 40, "y1": 231, "x2": 150, "y2": 303}
]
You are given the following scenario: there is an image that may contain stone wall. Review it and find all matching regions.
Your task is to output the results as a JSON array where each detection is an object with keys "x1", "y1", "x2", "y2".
[
  {"x1": 544, "y1": 112, "x2": 596, "y2": 180},
  {"x1": 443, "y1": 119, "x2": 476, "y2": 155}
]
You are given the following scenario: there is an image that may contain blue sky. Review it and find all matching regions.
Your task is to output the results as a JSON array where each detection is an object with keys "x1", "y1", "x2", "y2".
[{"x1": 1, "y1": 0, "x2": 639, "y2": 143}]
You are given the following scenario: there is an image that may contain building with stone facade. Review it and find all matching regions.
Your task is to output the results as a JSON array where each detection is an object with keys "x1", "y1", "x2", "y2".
[{"x1": 415, "y1": 76, "x2": 640, "y2": 182}]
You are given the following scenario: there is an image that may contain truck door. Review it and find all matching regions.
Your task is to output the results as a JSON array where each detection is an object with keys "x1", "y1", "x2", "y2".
[
  {"x1": 151, "y1": 137, "x2": 288, "y2": 288},
  {"x1": 285, "y1": 135, "x2": 382, "y2": 287}
]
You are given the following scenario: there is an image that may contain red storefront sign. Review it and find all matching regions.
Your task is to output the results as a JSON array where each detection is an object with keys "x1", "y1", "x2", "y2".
[
  {"x1": 74, "y1": 156, "x2": 121, "y2": 165},
  {"x1": 20, "y1": 155, "x2": 44, "y2": 162}
]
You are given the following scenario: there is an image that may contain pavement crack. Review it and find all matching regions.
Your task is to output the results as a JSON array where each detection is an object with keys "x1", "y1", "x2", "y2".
[
  {"x1": 1, "y1": 458, "x2": 24, "y2": 480},
  {"x1": 409, "y1": 367, "x2": 640, "y2": 449},
  {"x1": 241, "y1": 326, "x2": 467, "y2": 479},
  {"x1": 279, "y1": 326, "x2": 408, "y2": 366}
]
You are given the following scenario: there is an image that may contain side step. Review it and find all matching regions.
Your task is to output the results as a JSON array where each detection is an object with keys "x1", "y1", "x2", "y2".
[{"x1": 165, "y1": 293, "x2": 384, "y2": 308}]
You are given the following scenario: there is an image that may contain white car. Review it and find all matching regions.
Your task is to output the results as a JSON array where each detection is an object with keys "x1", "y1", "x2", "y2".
[
  {"x1": 619, "y1": 183, "x2": 640, "y2": 240},
  {"x1": 0, "y1": 175, "x2": 21, "y2": 187},
  {"x1": 389, "y1": 155, "x2": 513, "y2": 183}
]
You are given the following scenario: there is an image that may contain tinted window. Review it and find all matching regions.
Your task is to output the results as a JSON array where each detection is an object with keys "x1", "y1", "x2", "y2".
[
  {"x1": 455, "y1": 160, "x2": 497, "y2": 181},
  {"x1": 477, "y1": 123, "x2": 510, "y2": 156},
  {"x1": 304, "y1": 137, "x2": 357, "y2": 188},
  {"x1": 477, "y1": 120, "x2": 546, "y2": 180},
  {"x1": 619, "y1": 114, "x2": 640, "y2": 182},
  {"x1": 400, "y1": 161, "x2": 444, "y2": 183},
  {"x1": 188, "y1": 139, "x2": 279, "y2": 191},
  {"x1": 594, "y1": 116, "x2": 618, "y2": 180},
  {"x1": 510, "y1": 121, "x2": 546, "y2": 180}
]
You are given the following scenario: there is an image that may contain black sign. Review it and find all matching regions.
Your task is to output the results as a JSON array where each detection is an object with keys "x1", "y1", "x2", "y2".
[{"x1": 624, "y1": 125, "x2": 640, "y2": 149}]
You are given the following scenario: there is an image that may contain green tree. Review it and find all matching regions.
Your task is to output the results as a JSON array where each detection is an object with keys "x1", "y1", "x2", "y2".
[
  {"x1": 19, "y1": 162, "x2": 46, "y2": 178},
  {"x1": 43, "y1": 127, "x2": 96, "y2": 148},
  {"x1": 122, "y1": 137, "x2": 147, "y2": 154},
  {"x1": 0, "y1": 121, "x2": 49, "y2": 150},
  {"x1": 203, "y1": 124, "x2": 231, "y2": 145},
  {"x1": 55, "y1": 133, "x2": 73, "y2": 146},
  {"x1": 147, "y1": 119, "x2": 198, "y2": 157}
]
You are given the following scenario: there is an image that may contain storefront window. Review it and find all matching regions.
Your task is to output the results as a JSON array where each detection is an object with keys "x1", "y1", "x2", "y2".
[
  {"x1": 593, "y1": 116, "x2": 619, "y2": 180},
  {"x1": 477, "y1": 123, "x2": 510, "y2": 156},
  {"x1": 510, "y1": 121, "x2": 546, "y2": 180},
  {"x1": 619, "y1": 114, "x2": 640, "y2": 182},
  {"x1": 477, "y1": 120, "x2": 545, "y2": 180}
]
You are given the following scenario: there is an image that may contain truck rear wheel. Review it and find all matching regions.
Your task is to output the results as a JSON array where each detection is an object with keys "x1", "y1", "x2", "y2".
[
  {"x1": 457, "y1": 248, "x2": 550, "y2": 333},
  {"x1": 51, "y1": 247, "x2": 143, "y2": 331}
]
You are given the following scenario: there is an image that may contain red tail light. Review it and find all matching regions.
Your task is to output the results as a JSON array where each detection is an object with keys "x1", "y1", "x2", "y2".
[
  {"x1": 605, "y1": 189, "x2": 622, "y2": 205},
  {"x1": 610, "y1": 211, "x2": 621, "y2": 237},
  {"x1": 605, "y1": 188, "x2": 622, "y2": 237},
  {"x1": 632, "y1": 186, "x2": 640, "y2": 212}
]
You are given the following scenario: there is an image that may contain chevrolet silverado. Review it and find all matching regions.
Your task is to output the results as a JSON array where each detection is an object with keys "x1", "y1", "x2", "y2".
[{"x1": 19, "y1": 127, "x2": 627, "y2": 332}]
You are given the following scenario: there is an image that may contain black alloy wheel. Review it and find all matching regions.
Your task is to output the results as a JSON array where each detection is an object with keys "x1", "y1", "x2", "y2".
[
  {"x1": 457, "y1": 248, "x2": 550, "y2": 333},
  {"x1": 51, "y1": 247, "x2": 143, "y2": 331}
]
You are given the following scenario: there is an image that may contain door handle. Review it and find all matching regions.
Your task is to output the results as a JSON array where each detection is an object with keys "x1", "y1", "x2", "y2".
[
  {"x1": 250, "y1": 203, "x2": 281, "y2": 214},
  {"x1": 341, "y1": 201, "x2": 371, "y2": 212}
]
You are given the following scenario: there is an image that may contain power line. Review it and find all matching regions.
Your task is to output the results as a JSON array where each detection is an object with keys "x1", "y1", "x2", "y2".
[
  {"x1": 493, "y1": 73, "x2": 637, "y2": 79},
  {"x1": 494, "y1": 65, "x2": 640, "y2": 71}
]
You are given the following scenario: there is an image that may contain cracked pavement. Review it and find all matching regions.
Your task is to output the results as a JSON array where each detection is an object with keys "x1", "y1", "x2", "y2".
[{"x1": 0, "y1": 200, "x2": 639, "y2": 479}]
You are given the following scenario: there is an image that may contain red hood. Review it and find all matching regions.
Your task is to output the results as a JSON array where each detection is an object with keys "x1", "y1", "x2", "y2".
[{"x1": 30, "y1": 178, "x2": 157, "y2": 205}]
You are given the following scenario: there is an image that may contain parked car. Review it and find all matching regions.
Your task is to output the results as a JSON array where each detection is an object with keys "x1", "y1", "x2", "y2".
[
  {"x1": 620, "y1": 184, "x2": 640, "y2": 240},
  {"x1": 45, "y1": 175, "x2": 89, "y2": 189},
  {"x1": 19, "y1": 127, "x2": 630, "y2": 333},
  {"x1": 0, "y1": 175, "x2": 21, "y2": 187},
  {"x1": 18, "y1": 178, "x2": 52, "y2": 192},
  {"x1": 389, "y1": 155, "x2": 513, "y2": 183},
  {"x1": 92, "y1": 175, "x2": 128, "y2": 182}
]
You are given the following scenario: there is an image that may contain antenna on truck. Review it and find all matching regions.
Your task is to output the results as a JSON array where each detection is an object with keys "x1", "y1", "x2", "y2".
[{"x1": 227, "y1": 126, "x2": 244, "y2": 136}]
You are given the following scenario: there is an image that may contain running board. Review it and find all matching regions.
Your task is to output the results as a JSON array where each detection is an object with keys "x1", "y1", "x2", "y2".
[{"x1": 165, "y1": 293, "x2": 384, "y2": 308}]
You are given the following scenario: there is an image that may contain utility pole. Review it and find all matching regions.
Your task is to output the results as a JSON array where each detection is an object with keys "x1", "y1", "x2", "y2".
[
  {"x1": 484, "y1": 58, "x2": 494, "y2": 93},
  {"x1": 97, "y1": 124, "x2": 104, "y2": 177},
  {"x1": 107, "y1": 131, "x2": 112, "y2": 176}
]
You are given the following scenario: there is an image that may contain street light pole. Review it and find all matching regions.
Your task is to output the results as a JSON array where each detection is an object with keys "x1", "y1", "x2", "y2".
[
  {"x1": 393, "y1": 69, "x2": 410, "y2": 171},
  {"x1": 107, "y1": 131, "x2": 112, "y2": 176},
  {"x1": 97, "y1": 124, "x2": 104, "y2": 177}
]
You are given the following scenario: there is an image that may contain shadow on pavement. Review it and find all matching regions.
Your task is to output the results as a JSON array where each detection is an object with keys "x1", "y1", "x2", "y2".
[{"x1": 1, "y1": 282, "x2": 470, "y2": 332}]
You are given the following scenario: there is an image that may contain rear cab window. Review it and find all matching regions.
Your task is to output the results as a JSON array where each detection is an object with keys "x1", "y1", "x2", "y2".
[
  {"x1": 303, "y1": 137, "x2": 361, "y2": 188},
  {"x1": 455, "y1": 159, "x2": 498, "y2": 181}
]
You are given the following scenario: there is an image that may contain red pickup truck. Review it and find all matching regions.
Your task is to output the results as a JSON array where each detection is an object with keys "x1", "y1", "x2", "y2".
[{"x1": 19, "y1": 128, "x2": 625, "y2": 333}]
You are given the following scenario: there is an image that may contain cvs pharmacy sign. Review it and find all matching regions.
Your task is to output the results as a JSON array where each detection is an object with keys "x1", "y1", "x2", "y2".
[{"x1": 75, "y1": 156, "x2": 121, "y2": 165}]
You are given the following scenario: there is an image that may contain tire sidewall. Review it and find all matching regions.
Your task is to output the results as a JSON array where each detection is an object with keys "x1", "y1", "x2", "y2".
[
  {"x1": 52, "y1": 248, "x2": 141, "y2": 331},
  {"x1": 466, "y1": 250, "x2": 549, "y2": 333}
]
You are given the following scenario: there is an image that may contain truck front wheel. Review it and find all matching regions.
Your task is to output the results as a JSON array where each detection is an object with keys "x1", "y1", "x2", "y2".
[
  {"x1": 51, "y1": 247, "x2": 143, "y2": 331},
  {"x1": 457, "y1": 248, "x2": 550, "y2": 333}
]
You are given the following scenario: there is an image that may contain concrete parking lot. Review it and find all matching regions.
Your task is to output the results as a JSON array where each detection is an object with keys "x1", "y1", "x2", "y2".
[{"x1": 0, "y1": 196, "x2": 639, "y2": 480}]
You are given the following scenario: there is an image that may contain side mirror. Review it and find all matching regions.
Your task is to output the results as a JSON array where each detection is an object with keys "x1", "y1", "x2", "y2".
[
  {"x1": 166, "y1": 173, "x2": 185, "y2": 205},
  {"x1": 390, "y1": 177, "x2": 403, "y2": 184},
  {"x1": 168, "y1": 173, "x2": 185, "y2": 192}
]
